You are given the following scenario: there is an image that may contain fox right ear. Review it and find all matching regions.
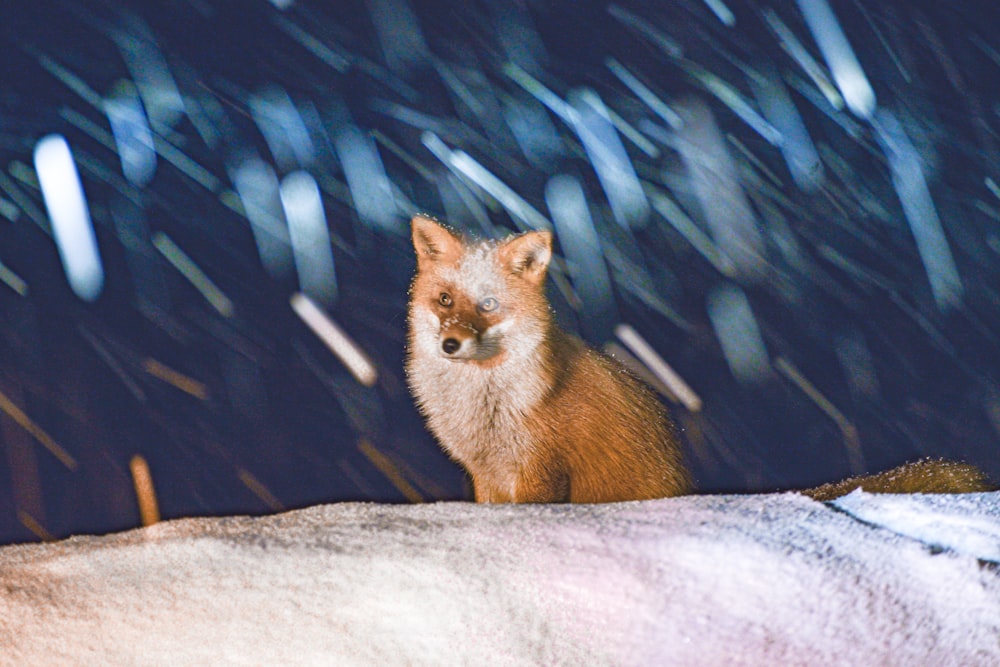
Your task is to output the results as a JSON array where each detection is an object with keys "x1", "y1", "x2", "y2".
[{"x1": 412, "y1": 215, "x2": 463, "y2": 264}]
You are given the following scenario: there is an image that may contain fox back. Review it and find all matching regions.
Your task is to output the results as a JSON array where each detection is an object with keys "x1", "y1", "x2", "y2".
[{"x1": 406, "y1": 215, "x2": 691, "y2": 503}]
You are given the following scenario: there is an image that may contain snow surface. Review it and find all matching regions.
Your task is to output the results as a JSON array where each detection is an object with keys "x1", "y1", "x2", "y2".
[{"x1": 1, "y1": 492, "x2": 998, "y2": 666}]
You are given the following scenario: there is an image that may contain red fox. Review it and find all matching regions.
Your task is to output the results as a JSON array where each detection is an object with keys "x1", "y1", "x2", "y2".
[
  {"x1": 406, "y1": 215, "x2": 992, "y2": 503},
  {"x1": 406, "y1": 215, "x2": 690, "y2": 503}
]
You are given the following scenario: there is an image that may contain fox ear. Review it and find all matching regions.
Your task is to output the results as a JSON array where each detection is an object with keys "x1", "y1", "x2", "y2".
[
  {"x1": 412, "y1": 215, "x2": 463, "y2": 264},
  {"x1": 499, "y1": 230, "x2": 552, "y2": 284}
]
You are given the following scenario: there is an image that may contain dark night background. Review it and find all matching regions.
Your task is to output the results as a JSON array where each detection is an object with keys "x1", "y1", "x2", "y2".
[{"x1": 1, "y1": 0, "x2": 998, "y2": 545}]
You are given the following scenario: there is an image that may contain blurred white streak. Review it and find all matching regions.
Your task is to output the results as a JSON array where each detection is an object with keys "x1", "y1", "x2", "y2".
[
  {"x1": 333, "y1": 125, "x2": 400, "y2": 234},
  {"x1": 232, "y1": 158, "x2": 294, "y2": 281},
  {"x1": 489, "y1": 2, "x2": 549, "y2": 74},
  {"x1": 182, "y1": 89, "x2": 229, "y2": 151},
  {"x1": 498, "y1": 92, "x2": 564, "y2": 169},
  {"x1": 290, "y1": 293, "x2": 377, "y2": 388},
  {"x1": 761, "y1": 9, "x2": 844, "y2": 111},
  {"x1": 545, "y1": 174, "x2": 614, "y2": 320},
  {"x1": 268, "y1": 0, "x2": 295, "y2": 9},
  {"x1": 834, "y1": 331, "x2": 880, "y2": 403},
  {"x1": 646, "y1": 186, "x2": 731, "y2": 276},
  {"x1": 0, "y1": 261, "x2": 28, "y2": 297},
  {"x1": 615, "y1": 324, "x2": 703, "y2": 412},
  {"x1": 674, "y1": 97, "x2": 766, "y2": 281},
  {"x1": 33, "y1": 135, "x2": 104, "y2": 302},
  {"x1": 874, "y1": 110, "x2": 963, "y2": 311},
  {"x1": 105, "y1": 80, "x2": 156, "y2": 187},
  {"x1": 683, "y1": 65, "x2": 782, "y2": 146},
  {"x1": 249, "y1": 86, "x2": 314, "y2": 171},
  {"x1": 91, "y1": 108, "x2": 219, "y2": 192},
  {"x1": 569, "y1": 89, "x2": 650, "y2": 228},
  {"x1": 152, "y1": 232, "x2": 234, "y2": 318},
  {"x1": 421, "y1": 132, "x2": 551, "y2": 231},
  {"x1": 703, "y1": 0, "x2": 735, "y2": 27},
  {"x1": 749, "y1": 66, "x2": 823, "y2": 191},
  {"x1": 434, "y1": 60, "x2": 486, "y2": 116},
  {"x1": 502, "y1": 62, "x2": 575, "y2": 123},
  {"x1": 599, "y1": 242, "x2": 691, "y2": 331},
  {"x1": 280, "y1": 171, "x2": 338, "y2": 306},
  {"x1": 114, "y1": 21, "x2": 185, "y2": 129},
  {"x1": 366, "y1": 0, "x2": 429, "y2": 75},
  {"x1": 603, "y1": 106, "x2": 660, "y2": 159},
  {"x1": 272, "y1": 15, "x2": 350, "y2": 72},
  {"x1": 986, "y1": 177, "x2": 1000, "y2": 203},
  {"x1": 605, "y1": 57, "x2": 682, "y2": 129},
  {"x1": 604, "y1": 341, "x2": 677, "y2": 402},
  {"x1": 503, "y1": 63, "x2": 656, "y2": 159},
  {"x1": 706, "y1": 284, "x2": 770, "y2": 384},
  {"x1": 439, "y1": 173, "x2": 492, "y2": 234},
  {"x1": 607, "y1": 5, "x2": 683, "y2": 58},
  {"x1": 0, "y1": 197, "x2": 19, "y2": 223},
  {"x1": 795, "y1": 0, "x2": 876, "y2": 119},
  {"x1": 370, "y1": 100, "x2": 451, "y2": 136}
]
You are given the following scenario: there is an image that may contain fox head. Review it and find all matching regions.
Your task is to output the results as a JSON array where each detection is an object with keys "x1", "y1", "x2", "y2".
[{"x1": 408, "y1": 215, "x2": 553, "y2": 367}]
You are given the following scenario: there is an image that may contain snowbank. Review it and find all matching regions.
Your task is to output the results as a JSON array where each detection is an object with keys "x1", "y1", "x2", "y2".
[{"x1": 1, "y1": 492, "x2": 998, "y2": 666}]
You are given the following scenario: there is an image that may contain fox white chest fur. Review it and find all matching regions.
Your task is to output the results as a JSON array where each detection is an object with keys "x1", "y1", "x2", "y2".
[{"x1": 406, "y1": 222, "x2": 551, "y2": 496}]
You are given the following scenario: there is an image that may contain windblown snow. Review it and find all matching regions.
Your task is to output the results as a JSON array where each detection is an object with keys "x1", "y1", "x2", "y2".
[{"x1": 1, "y1": 492, "x2": 998, "y2": 666}]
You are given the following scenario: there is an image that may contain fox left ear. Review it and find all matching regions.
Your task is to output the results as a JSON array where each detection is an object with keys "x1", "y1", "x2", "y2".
[
  {"x1": 412, "y1": 215, "x2": 463, "y2": 265},
  {"x1": 500, "y1": 230, "x2": 552, "y2": 284}
]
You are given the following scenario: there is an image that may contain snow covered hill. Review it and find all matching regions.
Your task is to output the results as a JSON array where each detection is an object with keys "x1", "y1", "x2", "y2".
[{"x1": 1, "y1": 492, "x2": 998, "y2": 666}]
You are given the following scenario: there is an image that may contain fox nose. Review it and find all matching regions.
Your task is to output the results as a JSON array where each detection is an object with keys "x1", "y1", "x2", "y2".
[{"x1": 441, "y1": 338, "x2": 461, "y2": 355}]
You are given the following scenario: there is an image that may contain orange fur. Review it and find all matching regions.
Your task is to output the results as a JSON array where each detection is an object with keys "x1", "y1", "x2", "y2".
[{"x1": 406, "y1": 216, "x2": 690, "y2": 503}]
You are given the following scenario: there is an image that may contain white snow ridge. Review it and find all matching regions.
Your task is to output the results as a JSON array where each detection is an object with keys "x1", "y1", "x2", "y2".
[{"x1": 1, "y1": 492, "x2": 999, "y2": 666}]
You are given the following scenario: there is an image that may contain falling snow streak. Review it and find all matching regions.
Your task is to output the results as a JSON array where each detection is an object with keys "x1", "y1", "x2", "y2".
[
  {"x1": 104, "y1": 80, "x2": 156, "y2": 187},
  {"x1": 249, "y1": 86, "x2": 315, "y2": 172},
  {"x1": 231, "y1": 158, "x2": 295, "y2": 281},
  {"x1": 152, "y1": 232, "x2": 235, "y2": 317},
  {"x1": 748, "y1": 62, "x2": 824, "y2": 192},
  {"x1": 673, "y1": 97, "x2": 766, "y2": 281},
  {"x1": 291, "y1": 293, "x2": 378, "y2": 388},
  {"x1": 568, "y1": 89, "x2": 650, "y2": 229},
  {"x1": 615, "y1": 324, "x2": 703, "y2": 413},
  {"x1": 281, "y1": 171, "x2": 338, "y2": 306},
  {"x1": 333, "y1": 125, "x2": 400, "y2": 233},
  {"x1": 873, "y1": 111, "x2": 964, "y2": 311},
  {"x1": 795, "y1": 0, "x2": 876, "y2": 119},
  {"x1": 33, "y1": 135, "x2": 105, "y2": 302},
  {"x1": 706, "y1": 284, "x2": 770, "y2": 385},
  {"x1": 545, "y1": 174, "x2": 615, "y2": 338},
  {"x1": 421, "y1": 131, "x2": 552, "y2": 231}
]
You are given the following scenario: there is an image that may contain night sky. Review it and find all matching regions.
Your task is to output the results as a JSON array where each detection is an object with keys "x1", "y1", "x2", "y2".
[{"x1": 1, "y1": 0, "x2": 999, "y2": 545}]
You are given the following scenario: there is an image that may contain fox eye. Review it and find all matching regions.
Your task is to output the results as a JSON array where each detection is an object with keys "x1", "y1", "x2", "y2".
[
  {"x1": 478, "y1": 297, "x2": 499, "y2": 313},
  {"x1": 438, "y1": 292, "x2": 453, "y2": 307}
]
